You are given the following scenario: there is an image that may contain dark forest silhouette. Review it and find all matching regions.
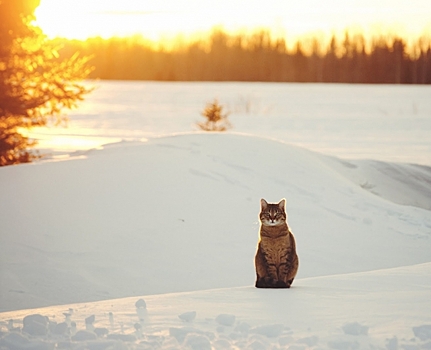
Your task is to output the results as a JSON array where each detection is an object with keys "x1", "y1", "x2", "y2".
[{"x1": 56, "y1": 29, "x2": 431, "y2": 84}]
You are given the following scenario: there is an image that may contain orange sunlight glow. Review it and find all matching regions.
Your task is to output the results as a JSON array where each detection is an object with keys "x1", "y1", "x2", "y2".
[{"x1": 35, "y1": 0, "x2": 431, "y2": 46}]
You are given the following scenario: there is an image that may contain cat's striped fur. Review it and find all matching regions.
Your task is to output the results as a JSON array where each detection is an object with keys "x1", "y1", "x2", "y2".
[{"x1": 255, "y1": 198, "x2": 299, "y2": 288}]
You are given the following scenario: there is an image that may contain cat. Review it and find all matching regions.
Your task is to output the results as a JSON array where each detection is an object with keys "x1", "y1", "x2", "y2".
[{"x1": 255, "y1": 198, "x2": 299, "y2": 288}]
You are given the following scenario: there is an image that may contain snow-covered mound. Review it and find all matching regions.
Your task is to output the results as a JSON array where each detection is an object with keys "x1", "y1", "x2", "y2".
[
  {"x1": 323, "y1": 156, "x2": 431, "y2": 210},
  {"x1": 1, "y1": 133, "x2": 430, "y2": 314}
]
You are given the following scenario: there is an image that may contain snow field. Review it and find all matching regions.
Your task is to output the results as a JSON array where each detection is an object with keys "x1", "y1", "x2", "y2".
[
  {"x1": 0, "y1": 89, "x2": 430, "y2": 350},
  {"x1": 30, "y1": 81, "x2": 431, "y2": 166}
]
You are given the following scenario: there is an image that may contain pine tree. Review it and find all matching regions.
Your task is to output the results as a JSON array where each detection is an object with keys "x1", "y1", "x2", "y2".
[
  {"x1": 0, "y1": 0, "x2": 92, "y2": 166},
  {"x1": 197, "y1": 99, "x2": 232, "y2": 132}
]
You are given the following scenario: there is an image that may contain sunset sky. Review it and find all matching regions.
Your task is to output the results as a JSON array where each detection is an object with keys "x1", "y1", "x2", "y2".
[{"x1": 35, "y1": 0, "x2": 431, "y2": 44}]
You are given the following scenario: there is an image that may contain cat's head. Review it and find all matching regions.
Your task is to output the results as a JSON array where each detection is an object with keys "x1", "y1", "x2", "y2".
[{"x1": 259, "y1": 198, "x2": 287, "y2": 227}]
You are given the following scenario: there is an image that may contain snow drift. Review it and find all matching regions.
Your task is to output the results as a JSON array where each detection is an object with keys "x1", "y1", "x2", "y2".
[
  {"x1": 1, "y1": 133, "x2": 430, "y2": 349},
  {"x1": 1, "y1": 133, "x2": 430, "y2": 311}
]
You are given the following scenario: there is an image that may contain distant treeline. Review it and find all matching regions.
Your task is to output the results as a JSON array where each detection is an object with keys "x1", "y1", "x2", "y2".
[{"x1": 55, "y1": 30, "x2": 431, "y2": 84}]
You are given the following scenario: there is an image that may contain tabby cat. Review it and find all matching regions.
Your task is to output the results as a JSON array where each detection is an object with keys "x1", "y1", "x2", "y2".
[{"x1": 255, "y1": 198, "x2": 299, "y2": 288}]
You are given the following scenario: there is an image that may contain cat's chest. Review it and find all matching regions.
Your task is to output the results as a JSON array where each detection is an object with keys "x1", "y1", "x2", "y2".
[{"x1": 261, "y1": 237, "x2": 290, "y2": 262}]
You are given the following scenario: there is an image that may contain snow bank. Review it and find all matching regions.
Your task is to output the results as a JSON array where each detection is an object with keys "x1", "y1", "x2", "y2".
[
  {"x1": 1, "y1": 133, "x2": 430, "y2": 313},
  {"x1": 323, "y1": 156, "x2": 431, "y2": 210}
]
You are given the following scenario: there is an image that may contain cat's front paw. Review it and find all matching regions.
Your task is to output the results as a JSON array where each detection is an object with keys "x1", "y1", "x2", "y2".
[
  {"x1": 255, "y1": 277, "x2": 277, "y2": 288},
  {"x1": 255, "y1": 278, "x2": 267, "y2": 288},
  {"x1": 274, "y1": 280, "x2": 289, "y2": 288}
]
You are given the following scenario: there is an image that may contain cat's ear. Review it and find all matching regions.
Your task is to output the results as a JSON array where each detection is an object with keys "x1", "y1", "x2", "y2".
[
  {"x1": 260, "y1": 198, "x2": 268, "y2": 210},
  {"x1": 278, "y1": 199, "x2": 286, "y2": 210}
]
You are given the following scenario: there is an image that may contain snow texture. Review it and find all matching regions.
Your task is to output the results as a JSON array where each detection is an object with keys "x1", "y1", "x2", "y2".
[{"x1": 0, "y1": 82, "x2": 430, "y2": 349}]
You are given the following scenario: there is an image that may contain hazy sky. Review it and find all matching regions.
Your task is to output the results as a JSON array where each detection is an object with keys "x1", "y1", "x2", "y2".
[{"x1": 35, "y1": 0, "x2": 431, "y2": 43}]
